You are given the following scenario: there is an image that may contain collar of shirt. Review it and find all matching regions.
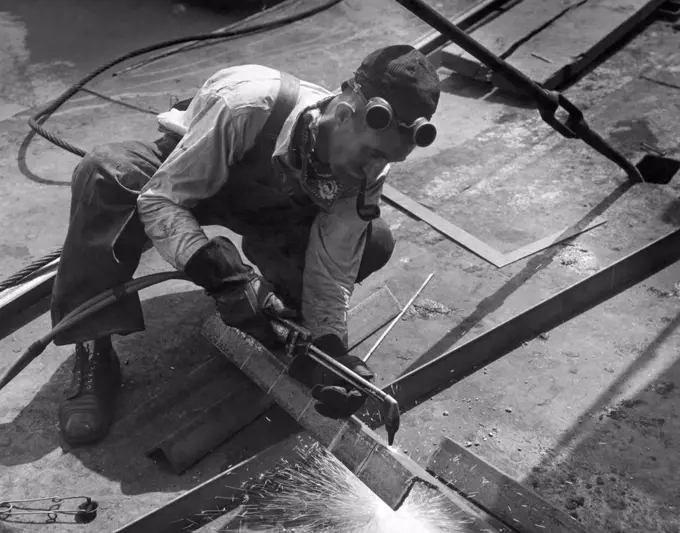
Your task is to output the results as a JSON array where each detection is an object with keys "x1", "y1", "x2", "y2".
[{"x1": 272, "y1": 86, "x2": 334, "y2": 165}]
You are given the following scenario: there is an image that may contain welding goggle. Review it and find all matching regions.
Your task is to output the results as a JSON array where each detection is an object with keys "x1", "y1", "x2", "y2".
[{"x1": 347, "y1": 79, "x2": 437, "y2": 148}]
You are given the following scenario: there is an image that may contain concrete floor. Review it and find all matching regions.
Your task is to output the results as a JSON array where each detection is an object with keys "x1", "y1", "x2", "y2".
[{"x1": 1, "y1": 0, "x2": 679, "y2": 532}]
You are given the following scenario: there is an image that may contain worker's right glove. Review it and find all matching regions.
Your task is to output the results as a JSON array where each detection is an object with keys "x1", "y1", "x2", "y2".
[
  {"x1": 308, "y1": 334, "x2": 376, "y2": 419},
  {"x1": 184, "y1": 237, "x2": 297, "y2": 345}
]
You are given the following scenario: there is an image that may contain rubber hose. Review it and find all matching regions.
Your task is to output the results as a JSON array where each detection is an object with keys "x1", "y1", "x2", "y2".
[
  {"x1": 0, "y1": 271, "x2": 188, "y2": 392},
  {"x1": 0, "y1": 0, "x2": 343, "y2": 291}
]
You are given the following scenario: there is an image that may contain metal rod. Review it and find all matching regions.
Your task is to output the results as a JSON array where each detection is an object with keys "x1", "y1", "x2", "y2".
[
  {"x1": 391, "y1": 0, "x2": 645, "y2": 183},
  {"x1": 363, "y1": 272, "x2": 435, "y2": 362}
]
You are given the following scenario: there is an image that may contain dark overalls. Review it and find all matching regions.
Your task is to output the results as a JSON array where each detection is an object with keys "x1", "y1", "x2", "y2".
[{"x1": 50, "y1": 72, "x2": 394, "y2": 346}]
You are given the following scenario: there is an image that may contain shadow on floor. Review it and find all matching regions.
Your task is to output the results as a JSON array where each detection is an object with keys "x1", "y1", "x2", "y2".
[
  {"x1": 661, "y1": 199, "x2": 680, "y2": 225},
  {"x1": 523, "y1": 310, "x2": 680, "y2": 532},
  {"x1": 0, "y1": 288, "x2": 237, "y2": 496},
  {"x1": 439, "y1": 70, "x2": 537, "y2": 110}
]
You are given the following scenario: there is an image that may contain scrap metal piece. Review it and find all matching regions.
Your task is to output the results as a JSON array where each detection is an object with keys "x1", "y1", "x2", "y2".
[
  {"x1": 383, "y1": 184, "x2": 506, "y2": 266},
  {"x1": 499, "y1": 217, "x2": 606, "y2": 267},
  {"x1": 384, "y1": 184, "x2": 607, "y2": 268},
  {"x1": 146, "y1": 380, "x2": 275, "y2": 474}
]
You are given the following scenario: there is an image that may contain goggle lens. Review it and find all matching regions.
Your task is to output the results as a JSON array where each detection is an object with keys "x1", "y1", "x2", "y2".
[
  {"x1": 365, "y1": 101, "x2": 392, "y2": 130},
  {"x1": 412, "y1": 120, "x2": 437, "y2": 147}
]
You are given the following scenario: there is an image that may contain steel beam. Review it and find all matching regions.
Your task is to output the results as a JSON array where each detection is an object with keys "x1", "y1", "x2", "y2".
[{"x1": 358, "y1": 227, "x2": 680, "y2": 426}]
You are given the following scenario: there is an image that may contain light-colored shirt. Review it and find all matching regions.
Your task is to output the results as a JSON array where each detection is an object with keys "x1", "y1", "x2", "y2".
[{"x1": 137, "y1": 65, "x2": 388, "y2": 344}]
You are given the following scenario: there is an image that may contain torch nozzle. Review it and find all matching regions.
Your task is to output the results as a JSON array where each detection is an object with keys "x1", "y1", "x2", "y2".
[{"x1": 381, "y1": 396, "x2": 401, "y2": 446}]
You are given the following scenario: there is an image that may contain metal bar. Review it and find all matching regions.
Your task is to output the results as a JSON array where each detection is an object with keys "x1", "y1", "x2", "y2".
[
  {"x1": 428, "y1": 436, "x2": 590, "y2": 533},
  {"x1": 391, "y1": 0, "x2": 646, "y2": 183},
  {"x1": 383, "y1": 184, "x2": 506, "y2": 266},
  {"x1": 359, "y1": 227, "x2": 680, "y2": 425},
  {"x1": 363, "y1": 272, "x2": 435, "y2": 362},
  {"x1": 497, "y1": 217, "x2": 606, "y2": 267}
]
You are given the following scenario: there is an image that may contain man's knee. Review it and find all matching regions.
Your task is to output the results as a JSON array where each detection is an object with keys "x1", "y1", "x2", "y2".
[
  {"x1": 71, "y1": 150, "x2": 102, "y2": 188},
  {"x1": 73, "y1": 143, "x2": 155, "y2": 194},
  {"x1": 357, "y1": 217, "x2": 395, "y2": 283},
  {"x1": 70, "y1": 145, "x2": 122, "y2": 197}
]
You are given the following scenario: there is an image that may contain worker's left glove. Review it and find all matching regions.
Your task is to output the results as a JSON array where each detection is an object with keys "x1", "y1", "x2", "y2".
[{"x1": 308, "y1": 334, "x2": 376, "y2": 419}]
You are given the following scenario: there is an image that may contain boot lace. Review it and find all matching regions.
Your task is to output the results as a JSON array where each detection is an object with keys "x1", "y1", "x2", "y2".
[
  {"x1": 73, "y1": 343, "x2": 99, "y2": 394},
  {"x1": 83, "y1": 356, "x2": 98, "y2": 392}
]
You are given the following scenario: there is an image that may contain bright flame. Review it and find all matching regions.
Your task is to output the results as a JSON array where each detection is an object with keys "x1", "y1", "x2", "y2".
[{"x1": 232, "y1": 442, "x2": 468, "y2": 533}]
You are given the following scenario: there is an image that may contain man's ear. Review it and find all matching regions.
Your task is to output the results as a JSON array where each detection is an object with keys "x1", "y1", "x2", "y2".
[{"x1": 334, "y1": 101, "x2": 355, "y2": 125}]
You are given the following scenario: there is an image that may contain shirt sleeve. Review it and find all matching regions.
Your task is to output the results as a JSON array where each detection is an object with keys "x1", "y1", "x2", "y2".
[
  {"x1": 301, "y1": 165, "x2": 390, "y2": 346},
  {"x1": 137, "y1": 93, "x2": 266, "y2": 270}
]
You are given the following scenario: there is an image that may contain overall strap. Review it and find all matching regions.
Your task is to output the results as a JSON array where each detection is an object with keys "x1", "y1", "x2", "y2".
[{"x1": 257, "y1": 71, "x2": 301, "y2": 144}]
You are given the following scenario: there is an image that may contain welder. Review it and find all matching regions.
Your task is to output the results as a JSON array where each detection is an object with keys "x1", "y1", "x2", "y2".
[{"x1": 50, "y1": 44, "x2": 441, "y2": 445}]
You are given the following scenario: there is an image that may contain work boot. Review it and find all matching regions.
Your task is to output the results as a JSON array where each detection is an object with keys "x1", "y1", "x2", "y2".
[{"x1": 58, "y1": 337, "x2": 121, "y2": 446}]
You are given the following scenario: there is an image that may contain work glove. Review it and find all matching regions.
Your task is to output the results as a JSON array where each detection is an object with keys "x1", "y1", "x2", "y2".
[
  {"x1": 308, "y1": 334, "x2": 376, "y2": 419},
  {"x1": 184, "y1": 237, "x2": 297, "y2": 345}
]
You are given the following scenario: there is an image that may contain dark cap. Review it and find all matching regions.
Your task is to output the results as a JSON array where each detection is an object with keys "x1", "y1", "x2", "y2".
[{"x1": 343, "y1": 44, "x2": 440, "y2": 124}]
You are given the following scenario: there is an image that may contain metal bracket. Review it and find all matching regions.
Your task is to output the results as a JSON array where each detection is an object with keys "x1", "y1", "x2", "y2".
[{"x1": 383, "y1": 183, "x2": 606, "y2": 268}]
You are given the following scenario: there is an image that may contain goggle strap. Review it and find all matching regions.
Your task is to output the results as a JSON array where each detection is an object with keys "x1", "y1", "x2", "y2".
[{"x1": 356, "y1": 175, "x2": 381, "y2": 222}]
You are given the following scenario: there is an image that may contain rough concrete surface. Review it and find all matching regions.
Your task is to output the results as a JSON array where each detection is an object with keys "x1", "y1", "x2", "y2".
[{"x1": 1, "y1": 1, "x2": 679, "y2": 532}]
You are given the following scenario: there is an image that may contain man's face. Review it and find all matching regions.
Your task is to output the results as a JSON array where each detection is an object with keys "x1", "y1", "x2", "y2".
[{"x1": 327, "y1": 103, "x2": 415, "y2": 184}]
